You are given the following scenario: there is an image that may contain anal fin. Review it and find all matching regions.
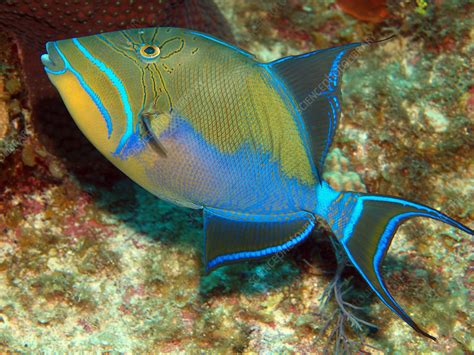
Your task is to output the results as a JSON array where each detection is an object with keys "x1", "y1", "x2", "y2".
[{"x1": 203, "y1": 208, "x2": 315, "y2": 272}]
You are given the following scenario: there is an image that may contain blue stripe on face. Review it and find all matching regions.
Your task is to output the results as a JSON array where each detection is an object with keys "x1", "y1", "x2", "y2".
[
  {"x1": 72, "y1": 38, "x2": 134, "y2": 155},
  {"x1": 340, "y1": 242, "x2": 414, "y2": 324},
  {"x1": 45, "y1": 42, "x2": 113, "y2": 138},
  {"x1": 44, "y1": 63, "x2": 67, "y2": 75}
]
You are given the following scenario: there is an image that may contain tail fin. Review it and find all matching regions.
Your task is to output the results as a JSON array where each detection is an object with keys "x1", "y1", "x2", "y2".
[{"x1": 317, "y1": 185, "x2": 473, "y2": 340}]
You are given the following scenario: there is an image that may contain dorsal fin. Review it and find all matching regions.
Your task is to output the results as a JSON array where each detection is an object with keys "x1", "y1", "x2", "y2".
[{"x1": 268, "y1": 42, "x2": 364, "y2": 178}]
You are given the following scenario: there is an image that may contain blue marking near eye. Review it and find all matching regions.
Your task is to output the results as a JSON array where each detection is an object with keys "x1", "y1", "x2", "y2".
[
  {"x1": 189, "y1": 31, "x2": 254, "y2": 58},
  {"x1": 206, "y1": 217, "x2": 315, "y2": 271},
  {"x1": 46, "y1": 42, "x2": 113, "y2": 138},
  {"x1": 72, "y1": 38, "x2": 134, "y2": 154}
]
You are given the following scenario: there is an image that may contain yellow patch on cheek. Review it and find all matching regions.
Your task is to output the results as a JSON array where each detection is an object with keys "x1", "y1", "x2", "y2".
[
  {"x1": 48, "y1": 72, "x2": 115, "y2": 158},
  {"x1": 48, "y1": 72, "x2": 167, "y2": 200}
]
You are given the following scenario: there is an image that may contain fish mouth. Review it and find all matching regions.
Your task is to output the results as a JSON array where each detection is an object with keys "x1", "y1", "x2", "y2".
[{"x1": 42, "y1": 42, "x2": 66, "y2": 74}]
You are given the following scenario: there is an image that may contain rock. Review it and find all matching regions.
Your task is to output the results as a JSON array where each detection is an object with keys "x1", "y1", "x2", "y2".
[
  {"x1": 0, "y1": 79, "x2": 8, "y2": 140},
  {"x1": 0, "y1": 99, "x2": 8, "y2": 140},
  {"x1": 424, "y1": 107, "x2": 449, "y2": 133}
]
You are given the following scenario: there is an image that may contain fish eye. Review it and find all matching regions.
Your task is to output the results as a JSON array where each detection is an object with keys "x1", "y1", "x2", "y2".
[{"x1": 140, "y1": 45, "x2": 160, "y2": 59}]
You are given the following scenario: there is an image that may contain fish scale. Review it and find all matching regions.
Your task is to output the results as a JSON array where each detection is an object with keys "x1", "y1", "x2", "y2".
[{"x1": 173, "y1": 49, "x2": 314, "y2": 185}]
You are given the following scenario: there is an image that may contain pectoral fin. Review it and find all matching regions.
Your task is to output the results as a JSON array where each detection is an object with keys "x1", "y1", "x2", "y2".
[
  {"x1": 141, "y1": 111, "x2": 171, "y2": 157},
  {"x1": 203, "y1": 208, "x2": 315, "y2": 272}
]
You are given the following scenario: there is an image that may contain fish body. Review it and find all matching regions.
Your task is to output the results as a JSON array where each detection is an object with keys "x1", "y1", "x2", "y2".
[
  {"x1": 42, "y1": 27, "x2": 473, "y2": 339},
  {"x1": 44, "y1": 28, "x2": 315, "y2": 212}
]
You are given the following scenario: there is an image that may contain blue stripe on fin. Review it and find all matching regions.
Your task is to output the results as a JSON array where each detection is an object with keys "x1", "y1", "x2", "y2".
[
  {"x1": 267, "y1": 42, "x2": 364, "y2": 179},
  {"x1": 329, "y1": 192, "x2": 473, "y2": 340},
  {"x1": 203, "y1": 209, "x2": 315, "y2": 272}
]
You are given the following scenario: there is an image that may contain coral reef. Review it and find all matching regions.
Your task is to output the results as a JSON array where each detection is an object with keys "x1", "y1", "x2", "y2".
[{"x1": 0, "y1": 0, "x2": 472, "y2": 352}]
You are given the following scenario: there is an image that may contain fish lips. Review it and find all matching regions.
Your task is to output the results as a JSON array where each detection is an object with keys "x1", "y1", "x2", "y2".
[{"x1": 41, "y1": 42, "x2": 66, "y2": 74}]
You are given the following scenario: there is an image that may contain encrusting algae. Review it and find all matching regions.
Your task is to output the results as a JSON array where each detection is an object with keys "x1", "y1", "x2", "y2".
[{"x1": 0, "y1": 0, "x2": 473, "y2": 352}]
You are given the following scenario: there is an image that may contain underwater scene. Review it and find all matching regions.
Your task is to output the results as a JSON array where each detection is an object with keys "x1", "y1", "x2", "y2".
[{"x1": 0, "y1": 0, "x2": 473, "y2": 353}]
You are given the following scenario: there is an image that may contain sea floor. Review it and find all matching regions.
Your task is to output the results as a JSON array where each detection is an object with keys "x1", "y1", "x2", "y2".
[{"x1": 0, "y1": 0, "x2": 473, "y2": 352}]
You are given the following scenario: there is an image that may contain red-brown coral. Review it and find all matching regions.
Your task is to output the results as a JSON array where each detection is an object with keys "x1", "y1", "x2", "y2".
[{"x1": 336, "y1": 0, "x2": 389, "y2": 23}]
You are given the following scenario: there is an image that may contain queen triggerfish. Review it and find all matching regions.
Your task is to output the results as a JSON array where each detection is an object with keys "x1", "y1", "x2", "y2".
[{"x1": 41, "y1": 27, "x2": 473, "y2": 340}]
